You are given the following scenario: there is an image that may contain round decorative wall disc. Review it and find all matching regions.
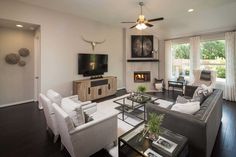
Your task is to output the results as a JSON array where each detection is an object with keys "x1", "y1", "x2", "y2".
[
  {"x1": 18, "y1": 60, "x2": 26, "y2": 67},
  {"x1": 5, "y1": 53, "x2": 20, "y2": 64},
  {"x1": 18, "y1": 48, "x2": 30, "y2": 57}
]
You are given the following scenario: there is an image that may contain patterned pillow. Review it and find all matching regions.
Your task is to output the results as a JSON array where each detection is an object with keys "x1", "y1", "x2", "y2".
[
  {"x1": 61, "y1": 98, "x2": 85, "y2": 127},
  {"x1": 176, "y1": 95, "x2": 190, "y2": 104}
]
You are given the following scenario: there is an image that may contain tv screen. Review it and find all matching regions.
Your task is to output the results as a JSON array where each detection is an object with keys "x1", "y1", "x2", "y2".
[{"x1": 78, "y1": 53, "x2": 108, "y2": 76}]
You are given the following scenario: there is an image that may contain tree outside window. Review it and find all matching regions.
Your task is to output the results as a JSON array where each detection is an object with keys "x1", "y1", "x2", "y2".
[
  {"x1": 200, "y1": 40, "x2": 226, "y2": 79},
  {"x1": 172, "y1": 43, "x2": 190, "y2": 77}
]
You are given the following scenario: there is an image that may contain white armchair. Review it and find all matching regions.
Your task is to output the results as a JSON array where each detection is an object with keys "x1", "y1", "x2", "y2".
[
  {"x1": 39, "y1": 93, "x2": 59, "y2": 143},
  {"x1": 39, "y1": 89, "x2": 97, "y2": 143},
  {"x1": 52, "y1": 103, "x2": 118, "y2": 157},
  {"x1": 46, "y1": 89, "x2": 97, "y2": 115},
  {"x1": 190, "y1": 70, "x2": 216, "y2": 88}
]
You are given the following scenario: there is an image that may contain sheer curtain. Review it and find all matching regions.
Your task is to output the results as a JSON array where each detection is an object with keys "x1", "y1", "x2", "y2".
[
  {"x1": 224, "y1": 32, "x2": 236, "y2": 101},
  {"x1": 190, "y1": 36, "x2": 200, "y2": 80},
  {"x1": 165, "y1": 40, "x2": 172, "y2": 87}
]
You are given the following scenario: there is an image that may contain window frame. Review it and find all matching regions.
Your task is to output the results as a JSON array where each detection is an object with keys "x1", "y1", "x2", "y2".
[
  {"x1": 171, "y1": 42, "x2": 191, "y2": 78},
  {"x1": 199, "y1": 38, "x2": 226, "y2": 81}
]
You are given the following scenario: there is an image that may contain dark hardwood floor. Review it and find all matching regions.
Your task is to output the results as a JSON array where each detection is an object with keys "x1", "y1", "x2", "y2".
[{"x1": 0, "y1": 89, "x2": 235, "y2": 157}]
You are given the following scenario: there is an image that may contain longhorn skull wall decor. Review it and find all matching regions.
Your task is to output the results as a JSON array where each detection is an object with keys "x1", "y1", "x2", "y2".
[{"x1": 82, "y1": 36, "x2": 106, "y2": 51}]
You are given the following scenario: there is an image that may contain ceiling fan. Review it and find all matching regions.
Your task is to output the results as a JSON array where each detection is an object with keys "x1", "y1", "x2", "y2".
[{"x1": 121, "y1": 2, "x2": 164, "y2": 30}]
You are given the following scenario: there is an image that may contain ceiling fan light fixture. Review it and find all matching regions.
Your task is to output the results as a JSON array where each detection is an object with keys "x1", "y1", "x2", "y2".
[
  {"x1": 188, "y1": 9, "x2": 194, "y2": 12},
  {"x1": 136, "y1": 23, "x2": 147, "y2": 30},
  {"x1": 138, "y1": 15, "x2": 145, "y2": 21}
]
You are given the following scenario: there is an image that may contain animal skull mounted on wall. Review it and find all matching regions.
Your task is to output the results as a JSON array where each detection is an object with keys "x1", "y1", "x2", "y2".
[{"x1": 82, "y1": 36, "x2": 106, "y2": 51}]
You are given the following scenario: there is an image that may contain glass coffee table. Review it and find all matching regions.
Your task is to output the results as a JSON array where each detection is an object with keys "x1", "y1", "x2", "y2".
[
  {"x1": 114, "y1": 93, "x2": 158, "y2": 126},
  {"x1": 118, "y1": 122, "x2": 188, "y2": 157}
]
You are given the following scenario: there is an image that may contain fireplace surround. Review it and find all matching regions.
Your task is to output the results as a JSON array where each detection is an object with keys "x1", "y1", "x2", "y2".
[{"x1": 134, "y1": 71, "x2": 151, "y2": 83}]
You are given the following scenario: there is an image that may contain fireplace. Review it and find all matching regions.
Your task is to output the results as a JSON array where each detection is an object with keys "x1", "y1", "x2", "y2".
[{"x1": 134, "y1": 71, "x2": 151, "y2": 82}]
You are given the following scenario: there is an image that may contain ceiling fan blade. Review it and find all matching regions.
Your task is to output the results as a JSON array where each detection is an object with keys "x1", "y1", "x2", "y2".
[
  {"x1": 145, "y1": 23, "x2": 153, "y2": 27},
  {"x1": 121, "y1": 22, "x2": 136, "y2": 23},
  {"x1": 148, "y1": 17, "x2": 164, "y2": 22},
  {"x1": 130, "y1": 24, "x2": 137, "y2": 29}
]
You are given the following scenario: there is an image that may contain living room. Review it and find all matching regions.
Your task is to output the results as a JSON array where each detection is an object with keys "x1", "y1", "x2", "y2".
[{"x1": 0, "y1": 0, "x2": 236, "y2": 157}]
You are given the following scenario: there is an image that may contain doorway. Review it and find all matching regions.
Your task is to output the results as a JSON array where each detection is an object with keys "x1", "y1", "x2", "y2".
[{"x1": 0, "y1": 18, "x2": 41, "y2": 108}]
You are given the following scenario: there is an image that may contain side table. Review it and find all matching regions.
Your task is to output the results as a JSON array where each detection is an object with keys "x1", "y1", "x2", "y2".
[{"x1": 168, "y1": 80, "x2": 187, "y2": 94}]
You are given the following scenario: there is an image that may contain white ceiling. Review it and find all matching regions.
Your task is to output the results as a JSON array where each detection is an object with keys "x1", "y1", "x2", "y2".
[{"x1": 15, "y1": 0, "x2": 236, "y2": 39}]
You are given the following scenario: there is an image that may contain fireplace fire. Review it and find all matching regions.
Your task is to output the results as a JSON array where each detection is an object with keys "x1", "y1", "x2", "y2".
[{"x1": 134, "y1": 71, "x2": 151, "y2": 82}]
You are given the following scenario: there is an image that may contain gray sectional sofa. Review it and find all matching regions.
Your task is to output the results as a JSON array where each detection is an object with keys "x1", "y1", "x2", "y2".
[{"x1": 146, "y1": 87, "x2": 223, "y2": 157}]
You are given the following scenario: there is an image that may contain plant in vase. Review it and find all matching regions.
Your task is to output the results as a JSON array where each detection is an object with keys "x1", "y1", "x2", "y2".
[
  {"x1": 139, "y1": 113, "x2": 164, "y2": 141},
  {"x1": 137, "y1": 85, "x2": 147, "y2": 93},
  {"x1": 136, "y1": 85, "x2": 147, "y2": 102}
]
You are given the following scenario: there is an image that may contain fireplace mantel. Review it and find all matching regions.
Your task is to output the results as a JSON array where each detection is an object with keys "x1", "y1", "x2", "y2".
[{"x1": 127, "y1": 59, "x2": 159, "y2": 62}]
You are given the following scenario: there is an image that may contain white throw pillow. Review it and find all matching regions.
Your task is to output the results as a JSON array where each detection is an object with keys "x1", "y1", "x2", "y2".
[
  {"x1": 46, "y1": 89, "x2": 62, "y2": 105},
  {"x1": 61, "y1": 98, "x2": 85, "y2": 127},
  {"x1": 171, "y1": 101, "x2": 200, "y2": 114}
]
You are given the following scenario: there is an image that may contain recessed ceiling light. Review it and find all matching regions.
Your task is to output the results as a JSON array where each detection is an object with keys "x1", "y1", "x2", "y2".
[
  {"x1": 16, "y1": 24, "x2": 23, "y2": 28},
  {"x1": 188, "y1": 9, "x2": 194, "y2": 12}
]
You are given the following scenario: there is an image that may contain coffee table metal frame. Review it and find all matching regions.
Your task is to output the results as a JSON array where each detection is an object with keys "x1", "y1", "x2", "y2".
[{"x1": 114, "y1": 94, "x2": 158, "y2": 126}]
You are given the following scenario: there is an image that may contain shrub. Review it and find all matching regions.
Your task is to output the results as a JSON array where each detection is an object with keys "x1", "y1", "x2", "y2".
[{"x1": 216, "y1": 66, "x2": 226, "y2": 78}]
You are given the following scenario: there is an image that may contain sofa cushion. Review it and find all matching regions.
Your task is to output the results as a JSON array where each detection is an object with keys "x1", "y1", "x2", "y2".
[
  {"x1": 61, "y1": 98, "x2": 85, "y2": 127},
  {"x1": 171, "y1": 101, "x2": 200, "y2": 114},
  {"x1": 47, "y1": 89, "x2": 62, "y2": 105}
]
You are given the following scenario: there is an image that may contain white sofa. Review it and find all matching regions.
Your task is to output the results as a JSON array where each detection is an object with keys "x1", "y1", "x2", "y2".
[
  {"x1": 39, "y1": 89, "x2": 97, "y2": 143},
  {"x1": 52, "y1": 102, "x2": 118, "y2": 157}
]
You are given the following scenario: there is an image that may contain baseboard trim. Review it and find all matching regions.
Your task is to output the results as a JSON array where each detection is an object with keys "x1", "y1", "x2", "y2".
[
  {"x1": 0, "y1": 99, "x2": 34, "y2": 108},
  {"x1": 117, "y1": 87, "x2": 126, "y2": 90}
]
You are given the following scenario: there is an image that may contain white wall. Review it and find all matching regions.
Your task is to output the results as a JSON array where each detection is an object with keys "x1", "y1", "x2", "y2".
[
  {"x1": 0, "y1": 0, "x2": 124, "y2": 97},
  {"x1": 0, "y1": 27, "x2": 34, "y2": 106}
]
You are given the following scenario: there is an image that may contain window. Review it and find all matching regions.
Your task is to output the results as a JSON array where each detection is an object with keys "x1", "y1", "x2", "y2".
[
  {"x1": 200, "y1": 40, "x2": 226, "y2": 79},
  {"x1": 172, "y1": 43, "x2": 190, "y2": 77}
]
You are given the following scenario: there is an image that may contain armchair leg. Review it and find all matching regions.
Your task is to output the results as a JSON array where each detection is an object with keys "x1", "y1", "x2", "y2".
[
  {"x1": 113, "y1": 140, "x2": 118, "y2": 146},
  {"x1": 60, "y1": 144, "x2": 64, "y2": 151},
  {"x1": 53, "y1": 135, "x2": 59, "y2": 143}
]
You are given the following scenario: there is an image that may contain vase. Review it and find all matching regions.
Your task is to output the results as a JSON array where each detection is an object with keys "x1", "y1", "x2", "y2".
[{"x1": 148, "y1": 132, "x2": 159, "y2": 141}]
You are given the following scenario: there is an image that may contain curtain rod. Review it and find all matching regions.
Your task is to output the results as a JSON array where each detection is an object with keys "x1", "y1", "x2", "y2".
[{"x1": 164, "y1": 29, "x2": 236, "y2": 41}]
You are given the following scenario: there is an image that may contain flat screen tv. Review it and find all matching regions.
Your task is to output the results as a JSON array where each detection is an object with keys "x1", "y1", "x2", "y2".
[{"x1": 78, "y1": 53, "x2": 108, "y2": 76}]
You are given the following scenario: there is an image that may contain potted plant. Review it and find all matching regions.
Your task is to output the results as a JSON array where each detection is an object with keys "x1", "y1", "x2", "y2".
[
  {"x1": 140, "y1": 113, "x2": 165, "y2": 141},
  {"x1": 137, "y1": 85, "x2": 147, "y2": 93}
]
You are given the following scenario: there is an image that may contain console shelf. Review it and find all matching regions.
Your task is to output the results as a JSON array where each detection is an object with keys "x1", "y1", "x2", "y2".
[{"x1": 73, "y1": 76, "x2": 117, "y2": 101}]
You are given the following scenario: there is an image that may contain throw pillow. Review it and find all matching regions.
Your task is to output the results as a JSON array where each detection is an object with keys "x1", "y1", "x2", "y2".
[
  {"x1": 200, "y1": 84, "x2": 213, "y2": 96},
  {"x1": 171, "y1": 101, "x2": 200, "y2": 114},
  {"x1": 176, "y1": 95, "x2": 190, "y2": 104},
  {"x1": 192, "y1": 88, "x2": 205, "y2": 104},
  {"x1": 84, "y1": 112, "x2": 94, "y2": 123},
  {"x1": 61, "y1": 98, "x2": 85, "y2": 127}
]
